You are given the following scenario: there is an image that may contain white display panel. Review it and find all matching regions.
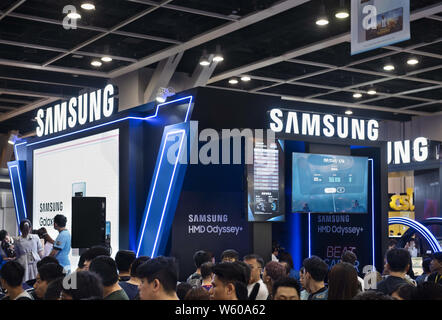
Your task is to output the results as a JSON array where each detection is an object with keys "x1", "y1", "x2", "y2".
[{"x1": 33, "y1": 129, "x2": 119, "y2": 263}]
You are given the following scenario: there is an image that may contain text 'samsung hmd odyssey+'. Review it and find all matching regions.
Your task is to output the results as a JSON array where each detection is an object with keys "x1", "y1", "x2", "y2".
[{"x1": 292, "y1": 153, "x2": 368, "y2": 214}]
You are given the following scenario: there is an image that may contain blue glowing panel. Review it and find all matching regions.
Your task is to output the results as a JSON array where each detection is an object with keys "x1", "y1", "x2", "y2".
[
  {"x1": 7, "y1": 161, "x2": 27, "y2": 226},
  {"x1": 136, "y1": 122, "x2": 192, "y2": 257}
]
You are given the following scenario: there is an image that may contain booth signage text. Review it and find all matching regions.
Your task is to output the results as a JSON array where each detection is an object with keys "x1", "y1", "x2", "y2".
[
  {"x1": 36, "y1": 84, "x2": 117, "y2": 137},
  {"x1": 269, "y1": 108, "x2": 380, "y2": 141}
]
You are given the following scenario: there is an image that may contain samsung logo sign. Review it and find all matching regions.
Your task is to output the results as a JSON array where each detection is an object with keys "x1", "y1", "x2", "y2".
[
  {"x1": 269, "y1": 108, "x2": 379, "y2": 141},
  {"x1": 36, "y1": 84, "x2": 117, "y2": 137}
]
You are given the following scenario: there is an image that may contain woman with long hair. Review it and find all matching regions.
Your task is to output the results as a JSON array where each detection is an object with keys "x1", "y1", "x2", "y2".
[
  {"x1": 13, "y1": 220, "x2": 44, "y2": 282},
  {"x1": 327, "y1": 262, "x2": 360, "y2": 300},
  {"x1": 37, "y1": 227, "x2": 54, "y2": 257}
]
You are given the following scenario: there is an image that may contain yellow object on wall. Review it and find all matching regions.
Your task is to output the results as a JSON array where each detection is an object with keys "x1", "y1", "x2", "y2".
[
  {"x1": 389, "y1": 211, "x2": 415, "y2": 237},
  {"x1": 389, "y1": 188, "x2": 415, "y2": 211}
]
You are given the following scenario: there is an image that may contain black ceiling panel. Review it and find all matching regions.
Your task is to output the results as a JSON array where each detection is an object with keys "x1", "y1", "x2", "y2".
[
  {"x1": 261, "y1": 83, "x2": 330, "y2": 97},
  {"x1": 351, "y1": 52, "x2": 442, "y2": 76},
  {"x1": 0, "y1": 16, "x2": 101, "y2": 50},
  {"x1": 251, "y1": 61, "x2": 325, "y2": 81},
  {"x1": 413, "y1": 68, "x2": 442, "y2": 82},
  {"x1": 405, "y1": 87, "x2": 442, "y2": 100},
  {"x1": 296, "y1": 42, "x2": 392, "y2": 67},
  {"x1": 0, "y1": 43, "x2": 59, "y2": 64},
  {"x1": 120, "y1": 7, "x2": 226, "y2": 42},
  {"x1": 301, "y1": 70, "x2": 384, "y2": 88},
  {"x1": 52, "y1": 55, "x2": 131, "y2": 72},
  {"x1": 170, "y1": 0, "x2": 281, "y2": 16},
  {"x1": 211, "y1": 78, "x2": 276, "y2": 91},
  {"x1": 409, "y1": 103, "x2": 442, "y2": 113},
  {"x1": 81, "y1": 33, "x2": 172, "y2": 59},
  {"x1": 14, "y1": 0, "x2": 151, "y2": 29},
  {"x1": 364, "y1": 97, "x2": 423, "y2": 109}
]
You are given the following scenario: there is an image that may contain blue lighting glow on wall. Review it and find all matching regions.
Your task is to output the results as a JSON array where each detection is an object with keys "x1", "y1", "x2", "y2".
[
  {"x1": 136, "y1": 122, "x2": 192, "y2": 257},
  {"x1": 389, "y1": 217, "x2": 441, "y2": 252},
  {"x1": 7, "y1": 161, "x2": 27, "y2": 228}
]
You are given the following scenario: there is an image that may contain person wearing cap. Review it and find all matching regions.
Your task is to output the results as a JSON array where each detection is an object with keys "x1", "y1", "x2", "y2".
[{"x1": 427, "y1": 252, "x2": 442, "y2": 285}]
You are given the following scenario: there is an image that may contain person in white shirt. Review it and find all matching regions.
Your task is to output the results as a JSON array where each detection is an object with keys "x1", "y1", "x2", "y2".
[
  {"x1": 37, "y1": 227, "x2": 54, "y2": 257},
  {"x1": 243, "y1": 254, "x2": 269, "y2": 300},
  {"x1": 405, "y1": 240, "x2": 418, "y2": 258}
]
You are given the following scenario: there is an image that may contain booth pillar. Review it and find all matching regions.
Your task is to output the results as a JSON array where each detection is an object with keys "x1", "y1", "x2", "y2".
[{"x1": 253, "y1": 222, "x2": 272, "y2": 263}]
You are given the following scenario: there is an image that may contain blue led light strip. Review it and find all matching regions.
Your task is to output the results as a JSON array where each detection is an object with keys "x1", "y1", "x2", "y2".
[
  {"x1": 369, "y1": 159, "x2": 375, "y2": 268},
  {"x1": 150, "y1": 130, "x2": 186, "y2": 257},
  {"x1": 389, "y1": 218, "x2": 439, "y2": 251},
  {"x1": 136, "y1": 129, "x2": 186, "y2": 257},
  {"x1": 389, "y1": 217, "x2": 441, "y2": 252},
  {"x1": 7, "y1": 165, "x2": 22, "y2": 228}
]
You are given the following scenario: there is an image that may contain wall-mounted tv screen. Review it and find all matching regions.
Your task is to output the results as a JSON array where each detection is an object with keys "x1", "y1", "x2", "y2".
[{"x1": 292, "y1": 153, "x2": 368, "y2": 214}]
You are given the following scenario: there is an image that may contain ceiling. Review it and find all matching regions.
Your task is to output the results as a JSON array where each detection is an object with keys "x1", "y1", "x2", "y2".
[{"x1": 0, "y1": 0, "x2": 441, "y2": 134}]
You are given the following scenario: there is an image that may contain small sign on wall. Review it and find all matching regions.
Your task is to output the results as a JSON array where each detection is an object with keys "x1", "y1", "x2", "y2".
[{"x1": 351, "y1": 0, "x2": 410, "y2": 55}]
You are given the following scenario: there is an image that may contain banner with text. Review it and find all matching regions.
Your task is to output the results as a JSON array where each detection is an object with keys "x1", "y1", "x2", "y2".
[{"x1": 351, "y1": 0, "x2": 410, "y2": 55}]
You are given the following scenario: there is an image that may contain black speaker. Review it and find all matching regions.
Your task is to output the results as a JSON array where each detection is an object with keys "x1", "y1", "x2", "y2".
[{"x1": 72, "y1": 197, "x2": 106, "y2": 249}]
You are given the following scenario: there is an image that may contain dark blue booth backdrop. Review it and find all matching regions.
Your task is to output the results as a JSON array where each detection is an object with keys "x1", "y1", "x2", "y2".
[{"x1": 14, "y1": 87, "x2": 388, "y2": 280}]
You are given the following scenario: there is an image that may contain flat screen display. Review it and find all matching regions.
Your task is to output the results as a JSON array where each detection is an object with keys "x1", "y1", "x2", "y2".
[
  {"x1": 247, "y1": 139, "x2": 285, "y2": 222},
  {"x1": 33, "y1": 129, "x2": 119, "y2": 265},
  {"x1": 292, "y1": 153, "x2": 368, "y2": 214}
]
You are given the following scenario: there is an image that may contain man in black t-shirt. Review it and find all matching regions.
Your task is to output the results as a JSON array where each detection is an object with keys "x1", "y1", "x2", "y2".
[
  {"x1": 427, "y1": 252, "x2": 442, "y2": 285},
  {"x1": 302, "y1": 256, "x2": 329, "y2": 300},
  {"x1": 377, "y1": 248, "x2": 412, "y2": 295}
]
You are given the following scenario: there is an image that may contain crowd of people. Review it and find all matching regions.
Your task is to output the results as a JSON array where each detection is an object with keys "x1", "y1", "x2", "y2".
[{"x1": 1, "y1": 218, "x2": 442, "y2": 300}]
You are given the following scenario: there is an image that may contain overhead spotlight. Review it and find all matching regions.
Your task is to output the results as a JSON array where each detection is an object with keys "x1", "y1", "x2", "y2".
[
  {"x1": 367, "y1": 89, "x2": 377, "y2": 95},
  {"x1": 81, "y1": 2, "x2": 95, "y2": 10},
  {"x1": 345, "y1": 110, "x2": 353, "y2": 115},
  {"x1": 91, "y1": 60, "x2": 102, "y2": 67},
  {"x1": 383, "y1": 64, "x2": 395, "y2": 71},
  {"x1": 407, "y1": 58, "x2": 419, "y2": 65},
  {"x1": 213, "y1": 45, "x2": 224, "y2": 62},
  {"x1": 8, "y1": 133, "x2": 17, "y2": 145},
  {"x1": 241, "y1": 76, "x2": 251, "y2": 82},
  {"x1": 316, "y1": 2, "x2": 329, "y2": 26},
  {"x1": 353, "y1": 93, "x2": 362, "y2": 98},
  {"x1": 335, "y1": 0, "x2": 349, "y2": 19},
  {"x1": 67, "y1": 12, "x2": 81, "y2": 19},
  {"x1": 199, "y1": 50, "x2": 211, "y2": 66},
  {"x1": 101, "y1": 56, "x2": 112, "y2": 62},
  {"x1": 156, "y1": 87, "x2": 175, "y2": 103},
  {"x1": 229, "y1": 78, "x2": 239, "y2": 85}
]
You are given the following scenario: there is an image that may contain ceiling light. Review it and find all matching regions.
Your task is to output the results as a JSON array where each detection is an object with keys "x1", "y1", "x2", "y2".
[
  {"x1": 345, "y1": 110, "x2": 353, "y2": 115},
  {"x1": 241, "y1": 76, "x2": 251, "y2": 82},
  {"x1": 407, "y1": 58, "x2": 419, "y2": 65},
  {"x1": 335, "y1": 11, "x2": 349, "y2": 19},
  {"x1": 156, "y1": 96, "x2": 166, "y2": 103},
  {"x1": 335, "y1": 0, "x2": 349, "y2": 19},
  {"x1": 229, "y1": 79, "x2": 239, "y2": 85},
  {"x1": 67, "y1": 12, "x2": 81, "y2": 19},
  {"x1": 8, "y1": 133, "x2": 17, "y2": 145},
  {"x1": 316, "y1": 18, "x2": 329, "y2": 26},
  {"x1": 353, "y1": 93, "x2": 362, "y2": 98},
  {"x1": 101, "y1": 56, "x2": 112, "y2": 62},
  {"x1": 367, "y1": 89, "x2": 377, "y2": 95},
  {"x1": 316, "y1": 2, "x2": 329, "y2": 26},
  {"x1": 383, "y1": 64, "x2": 395, "y2": 71},
  {"x1": 213, "y1": 45, "x2": 224, "y2": 62},
  {"x1": 81, "y1": 3, "x2": 95, "y2": 10},
  {"x1": 156, "y1": 87, "x2": 175, "y2": 103},
  {"x1": 199, "y1": 50, "x2": 210, "y2": 66},
  {"x1": 91, "y1": 60, "x2": 102, "y2": 67}
]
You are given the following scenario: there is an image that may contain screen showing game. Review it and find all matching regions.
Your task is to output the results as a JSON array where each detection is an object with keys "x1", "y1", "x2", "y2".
[{"x1": 292, "y1": 153, "x2": 368, "y2": 214}]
